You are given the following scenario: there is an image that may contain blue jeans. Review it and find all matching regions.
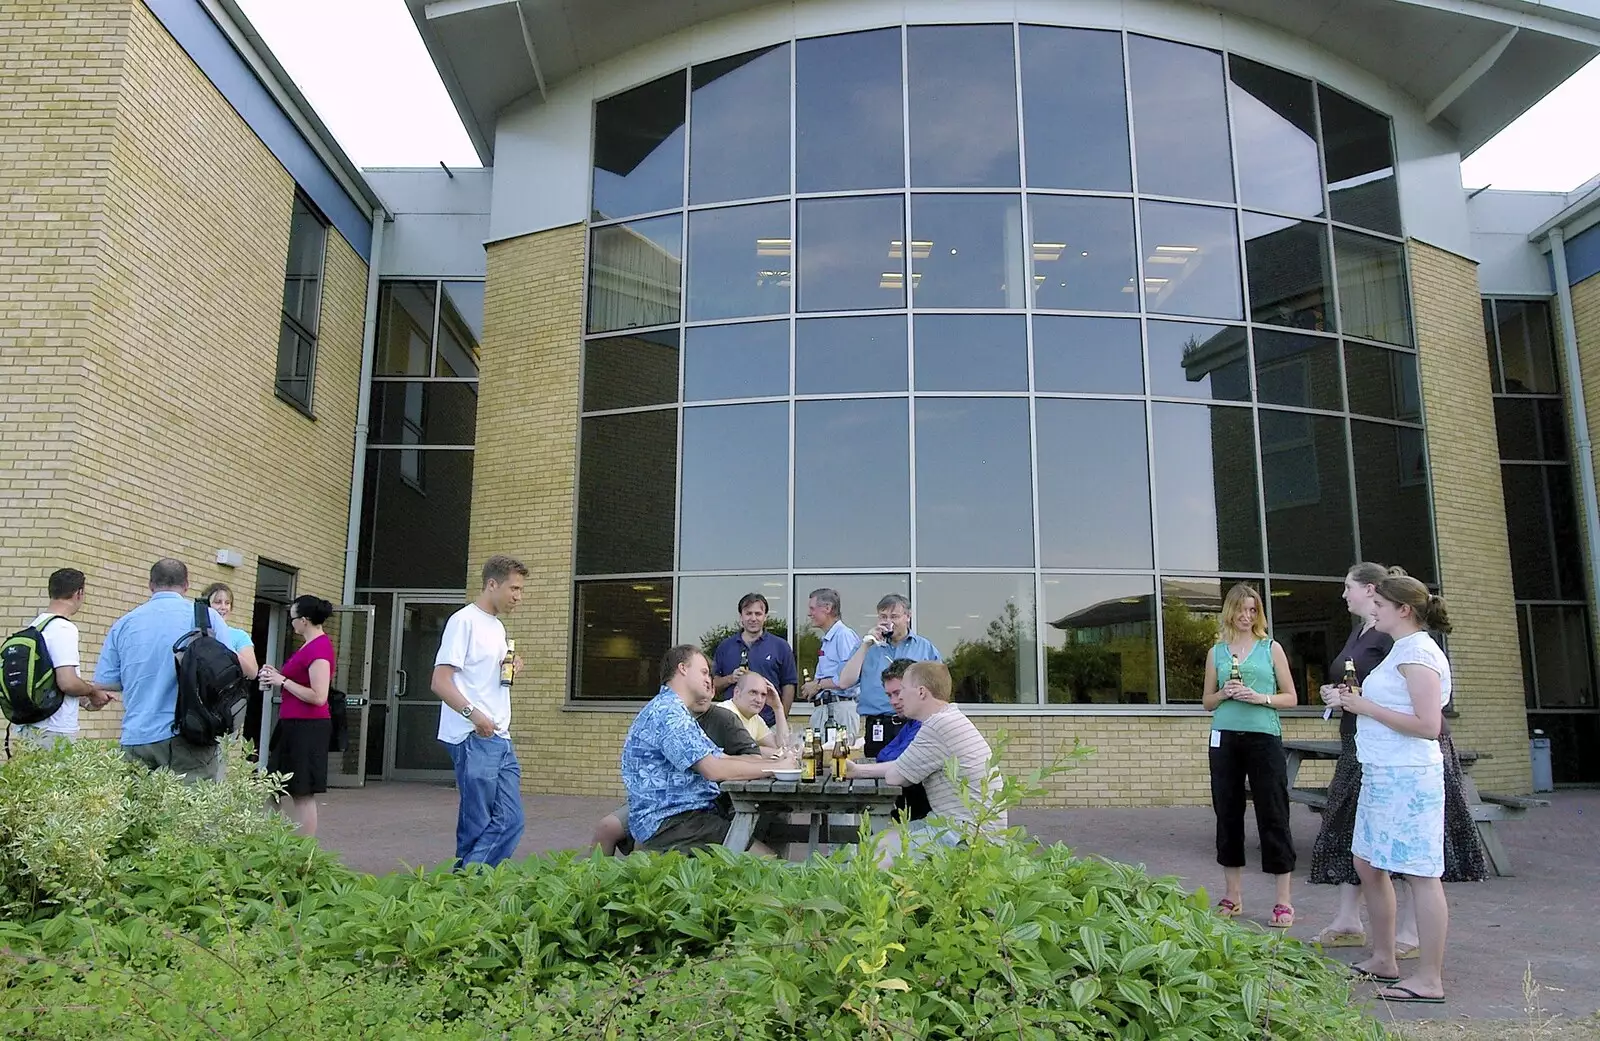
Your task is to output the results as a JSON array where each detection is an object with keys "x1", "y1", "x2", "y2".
[{"x1": 444, "y1": 735, "x2": 525, "y2": 867}]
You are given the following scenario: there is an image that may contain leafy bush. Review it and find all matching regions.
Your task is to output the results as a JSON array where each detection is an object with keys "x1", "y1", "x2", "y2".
[{"x1": 0, "y1": 739, "x2": 1391, "y2": 1039}]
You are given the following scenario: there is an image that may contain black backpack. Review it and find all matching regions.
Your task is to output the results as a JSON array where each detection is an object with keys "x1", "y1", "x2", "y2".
[
  {"x1": 0, "y1": 616, "x2": 67, "y2": 725},
  {"x1": 172, "y1": 599, "x2": 249, "y2": 745},
  {"x1": 326, "y1": 687, "x2": 349, "y2": 752}
]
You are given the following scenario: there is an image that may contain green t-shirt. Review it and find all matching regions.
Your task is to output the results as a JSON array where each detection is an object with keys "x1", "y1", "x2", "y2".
[{"x1": 1211, "y1": 640, "x2": 1281, "y2": 736}]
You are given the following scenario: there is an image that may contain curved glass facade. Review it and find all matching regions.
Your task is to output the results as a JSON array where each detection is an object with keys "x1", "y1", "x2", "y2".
[{"x1": 574, "y1": 24, "x2": 1434, "y2": 707}]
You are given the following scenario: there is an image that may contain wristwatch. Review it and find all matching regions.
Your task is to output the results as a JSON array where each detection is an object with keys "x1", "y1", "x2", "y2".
[{"x1": 459, "y1": 703, "x2": 476, "y2": 719}]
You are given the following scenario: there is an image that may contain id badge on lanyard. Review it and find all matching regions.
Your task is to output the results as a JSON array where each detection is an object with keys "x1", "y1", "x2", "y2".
[{"x1": 872, "y1": 721, "x2": 885, "y2": 743}]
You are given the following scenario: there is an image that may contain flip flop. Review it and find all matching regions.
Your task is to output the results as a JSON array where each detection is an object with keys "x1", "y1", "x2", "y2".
[
  {"x1": 1348, "y1": 967, "x2": 1401, "y2": 985},
  {"x1": 1215, "y1": 898, "x2": 1242, "y2": 918},
  {"x1": 1268, "y1": 903, "x2": 1295, "y2": 928},
  {"x1": 1316, "y1": 928, "x2": 1367, "y2": 948},
  {"x1": 1378, "y1": 986, "x2": 1445, "y2": 1004},
  {"x1": 1395, "y1": 943, "x2": 1420, "y2": 960}
]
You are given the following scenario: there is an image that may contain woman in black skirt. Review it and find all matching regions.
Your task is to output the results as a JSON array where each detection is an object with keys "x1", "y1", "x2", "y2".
[
  {"x1": 260, "y1": 596, "x2": 336, "y2": 837},
  {"x1": 1311, "y1": 564, "x2": 1488, "y2": 951}
]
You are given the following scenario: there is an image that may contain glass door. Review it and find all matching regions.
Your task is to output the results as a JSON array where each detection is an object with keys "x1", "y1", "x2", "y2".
[
  {"x1": 325, "y1": 605, "x2": 375, "y2": 787},
  {"x1": 384, "y1": 596, "x2": 463, "y2": 781}
]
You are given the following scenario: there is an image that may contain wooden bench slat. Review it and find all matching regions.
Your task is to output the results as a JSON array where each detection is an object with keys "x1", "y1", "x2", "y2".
[{"x1": 1478, "y1": 791, "x2": 1549, "y2": 809}]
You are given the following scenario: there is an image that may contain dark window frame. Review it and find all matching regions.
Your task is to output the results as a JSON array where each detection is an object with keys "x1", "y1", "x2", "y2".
[{"x1": 275, "y1": 192, "x2": 329, "y2": 417}]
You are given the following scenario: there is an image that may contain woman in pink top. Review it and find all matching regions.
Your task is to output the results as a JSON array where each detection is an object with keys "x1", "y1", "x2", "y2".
[{"x1": 259, "y1": 595, "x2": 336, "y2": 836}]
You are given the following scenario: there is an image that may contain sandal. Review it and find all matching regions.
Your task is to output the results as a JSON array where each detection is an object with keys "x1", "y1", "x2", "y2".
[
  {"x1": 1348, "y1": 966, "x2": 1400, "y2": 986},
  {"x1": 1378, "y1": 985, "x2": 1445, "y2": 1004},
  {"x1": 1268, "y1": 903, "x2": 1295, "y2": 928},
  {"x1": 1395, "y1": 943, "x2": 1420, "y2": 960},
  {"x1": 1315, "y1": 927, "x2": 1367, "y2": 947},
  {"x1": 1215, "y1": 898, "x2": 1242, "y2": 918}
]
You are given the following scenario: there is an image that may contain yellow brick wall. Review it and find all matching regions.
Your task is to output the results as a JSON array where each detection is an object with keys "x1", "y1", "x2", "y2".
[
  {"x1": 1, "y1": 1, "x2": 367, "y2": 744},
  {"x1": 1408, "y1": 241, "x2": 1529, "y2": 792}
]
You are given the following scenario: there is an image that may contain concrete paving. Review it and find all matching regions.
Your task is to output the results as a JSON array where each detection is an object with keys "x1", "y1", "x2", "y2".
[{"x1": 313, "y1": 783, "x2": 1600, "y2": 1027}]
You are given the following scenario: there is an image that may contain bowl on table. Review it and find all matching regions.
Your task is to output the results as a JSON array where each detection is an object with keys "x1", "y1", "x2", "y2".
[{"x1": 768, "y1": 768, "x2": 802, "y2": 781}]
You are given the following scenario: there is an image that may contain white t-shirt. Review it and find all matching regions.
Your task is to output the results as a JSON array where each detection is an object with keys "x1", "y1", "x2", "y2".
[
  {"x1": 434, "y1": 603, "x2": 510, "y2": 744},
  {"x1": 22, "y1": 613, "x2": 81, "y2": 736},
  {"x1": 1356, "y1": 631, "x2": 1451, "y2": 767}
]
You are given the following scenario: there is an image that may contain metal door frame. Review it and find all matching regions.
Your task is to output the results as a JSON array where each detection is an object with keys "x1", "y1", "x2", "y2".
[
  {"x1": 385, "y1": 593, "x2": 466, "y2": 781},
  {"x1": 327, "y1": 603, "x2": 376, "y2": 787}
]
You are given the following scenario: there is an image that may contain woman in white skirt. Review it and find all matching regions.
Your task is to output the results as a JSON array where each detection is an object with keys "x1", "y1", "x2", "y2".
[{"x1": 1339, "y1": 573, "x2": 1452, "y2": 1005}]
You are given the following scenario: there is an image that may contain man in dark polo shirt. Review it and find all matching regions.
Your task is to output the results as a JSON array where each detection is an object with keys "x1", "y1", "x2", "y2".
[{"x1": 711, "y1": 592, "x2": 798, "y2": 723}]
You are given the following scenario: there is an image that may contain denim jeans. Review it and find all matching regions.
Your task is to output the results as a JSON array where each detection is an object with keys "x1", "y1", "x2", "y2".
[{"x1": 444, "y1": 735, "x2": 525, "y2": 867}]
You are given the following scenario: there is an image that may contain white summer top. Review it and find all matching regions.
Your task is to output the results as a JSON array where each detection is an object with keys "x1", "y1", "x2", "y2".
[{"x1": 1355, "y1": 631, "x2": 1451, "y2": 768}]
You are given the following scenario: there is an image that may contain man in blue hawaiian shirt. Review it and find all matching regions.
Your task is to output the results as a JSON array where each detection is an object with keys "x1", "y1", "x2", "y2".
[{"x1": 622, "y1": 644, "x2": 797, "y2": 854}]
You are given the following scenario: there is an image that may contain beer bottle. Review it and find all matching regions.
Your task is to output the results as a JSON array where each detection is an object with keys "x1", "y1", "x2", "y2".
[
  {"x1": 739, "y1": 646, "x2": 750, "y2": 672},
  {"x1": 800, "y1": 728, "x2": 818, "y2": 781},
  {"x1": 1228, "y1": 654, "x2": 1242, "y2": 684},
  {"x1": 1343, "y1": 658, "x2": 1358, "y2": 693},
  {"x1": 500, "y1": 639, "x2": 516, "y2": 688},
  {"x1": 811, "y1": 729, "x2": 825, "y2": 782}
]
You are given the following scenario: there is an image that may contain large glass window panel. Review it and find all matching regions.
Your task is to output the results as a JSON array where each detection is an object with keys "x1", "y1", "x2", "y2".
[
  {"x1": 1350, "y1": 419, "x2": 1435, "y2": 584},
  {"x1": 910, "y1": 194, "x2": 1026, "y2": 309},
  {"x1": 1503, "y1": 464, "x2": 1585, "y2": 601},
  {"x1": 587, "y1": 216, "x2": 683, "y2": 333},
  {"x1": 1345, "y1": 343, "x2": 1421, "y2": 421},
  {"x1": 907, "y1": 24, "x2": 1019, "y2": 188},
  {"x1": 282, "y1": 196, "x2": 326, "y2": 334},
  {"x1": 1036, "y1": 399, "x2": 1152, "y2": 568},
  {"x1": 583, "y1": 330, "x2": 679, "y2": 412},
  {"x1": 1161, "y1": 577, "x2": 1233, "y2": 703},
  {"x1": 1267, "y1": 580, "x2": 1349, "y2": 704},
  {"x1": 376, "y1": 281, "x2": 436, "y2": 376},
  {"x1": 1254, "y1": 330, "x2": 1342, "y2": 411},
  {"x1": 1147, "y1": 321, "x2": 1249, "y2": 401},
  {"x1": 1334, "y1": 230, "x2": 1412, "y2": 347},
  {"x1": 797, "y1": 196, "x2": 905, "y2": 312},
  {"x1": 1244, "y1": 213, "x2": 1334, "y2": 331},
  {"x1": 1483, "y1": 299, "x2": 1503, "y2": 393},
  {"x1": 677, "y1": 575, "x2": 790, "y2": 657},
  {"x1": 1044, "y1": 575, "x2": 1158, "y2": 705},
  {"x1": 436, "y1": 282, "x2": 483, "y2": 378},
  {"x1": 913, "y1": 314, "x2": 1027, "y2": 392},
  {"x1": 1127, "y1": 35, "x2": 1234, "y2": 203},
  {"x1": 689, "y1": 46, "x2": 790, "y2": 205},
  {"x1": 794, "y1": 399, "x2": 910, "y2": 568},
  {"x1": 369, "y1": 382, "x2": 478, "y2": 446},
  {"x1": 1029, "y1": 195, "x2": 1138, "y2": 312},
  {"x1": 1495, "y1": 398, "x2": 1567, "y2": 462},
  {"x1": 1229, "y1": 57, "x2": 1323, "y2": 217},
  {"x1": 792, "y1": 574, "x2": 911, "y2": 670},
  {"x1": 795, "y1": 316, "x2": 907, "y2": 395},
  {"x1": 1261, "y1": 411, "x2": 1353, "y2": 575},
  {"x1": 1529, "y1": 605, "x2": 1597, "y2": 708},
  {"x1": 686, "y1": 202, "x2": 790, "y2": 321},
  {"x1": 915, "y1": 398, "x2": 1034, "y2": 567},
  {"x1": 592, "y1": 72, "x2": 686, "y2": 221},
  {"x1": 1032, "y1": 315, "x2": 1143, "y2": 394},
  {"x1": 356, "y1": 449, "x2": 473, "y2": 588},
  {"x1": 1495, "y1": 299, "x2": 1559, "y2": 394},
  {"x1": 679, "y1": 403, "x2": 789, "y2": 571},
  {"x1": 916, "y1": 573, "x2": 1037, "y2": 704},
  {"x1": 572, "y1": 580, "x2": 672, "y2": 700},
  {"x1": 1318, "y1": 86, "x2": 1401, "y2": 235},
  {"x1": 1140, "y1": 202, "x2": 1242, "y2": 320},
  {"x1": 684, "y1": 321, "x2": 788, "y2": 402},
  {"x1": 1019, "y1": 26, "x2": 1130, "y2": 192},
  {"x1": 1151, "y1": 403, "x2": 1263, "y2": 572},
  {"x1": 795, "y1": 29, "x2": 904, "y2": 193},
  {"x1": 577, "y1": 410, "x2": 677, "y2": 575}
]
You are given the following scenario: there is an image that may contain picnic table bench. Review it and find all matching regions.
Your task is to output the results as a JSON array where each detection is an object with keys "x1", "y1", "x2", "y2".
[
  {"x1": 721, "y1": 778, "x2": 902, "y2": 858},
  {"x1": 1281, "y1": 739, "x2": 1548, "y2": 877}
]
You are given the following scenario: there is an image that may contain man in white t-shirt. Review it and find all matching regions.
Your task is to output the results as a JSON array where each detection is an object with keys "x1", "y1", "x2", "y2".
[
  {"x1": 15, "y1": 568, "x2": 114, "y2": 746},
  {"x1": 430, "y1": 554, "x2": 527, "y2": 867}
]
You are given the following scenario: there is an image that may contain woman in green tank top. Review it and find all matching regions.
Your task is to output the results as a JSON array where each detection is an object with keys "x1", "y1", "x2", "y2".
[{"x1": 1202, "y1": 583, "x2": 1300, "y2": 928}]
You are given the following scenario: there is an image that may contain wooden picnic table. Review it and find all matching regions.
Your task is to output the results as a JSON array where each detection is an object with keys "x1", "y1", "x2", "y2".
[
  {"x1": 720, "y1": 778, "x2": 902, "y2": 858},
  {"x1": 1281, "y1": 739, "x2": 1547, "y2": 877}
]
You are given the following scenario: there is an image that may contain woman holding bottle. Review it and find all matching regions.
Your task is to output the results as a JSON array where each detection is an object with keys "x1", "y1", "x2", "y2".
[
  {"x1": 259, "y1": 595, "x2": 336, "y2": 836},
  {"x1": 1340, "y1": 574, "x2": 1455, "y2": 1004},
  {"x1": 1202, "y1": 582, "x2": 1300, "y2": 928}
]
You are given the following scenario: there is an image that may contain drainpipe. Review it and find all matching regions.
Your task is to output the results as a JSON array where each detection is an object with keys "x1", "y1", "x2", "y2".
[
  {"x1": 1548, "y1": 227, "x2": 1600, "y2": 614},
  {"x1": 343, "y1": 209, "x2": 387, "y2": 604}
]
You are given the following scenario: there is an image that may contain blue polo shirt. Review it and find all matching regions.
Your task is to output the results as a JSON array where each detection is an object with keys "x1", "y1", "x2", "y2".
[
  {"x1": 95, "y1": 591, "x2": 237, "y2": 747},
  {"x1": 857, "y1": 632, "x2": 942, "y2": 717},
  {"x1": 712, "y1": 631, "x2": 798, "y2": 722}
]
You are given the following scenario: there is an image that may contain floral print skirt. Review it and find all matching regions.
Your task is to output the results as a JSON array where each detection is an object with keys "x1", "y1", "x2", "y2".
[{"x1": 1353, "y1": 761, "x2": 1445, "y2": 878}]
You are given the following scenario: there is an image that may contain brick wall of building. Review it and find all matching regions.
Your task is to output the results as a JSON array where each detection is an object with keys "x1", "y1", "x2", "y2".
[
  {"x1": 1408, "y1": 241, "x2": 1529, "y2": 792},
  {"x1": 1, "y1": 1, "x2": 367, "y2": 745}
]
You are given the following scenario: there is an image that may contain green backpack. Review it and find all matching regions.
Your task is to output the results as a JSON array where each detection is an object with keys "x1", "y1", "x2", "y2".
[{"x1": 0, "y1": 616, "x2": 66, "y2": 726}]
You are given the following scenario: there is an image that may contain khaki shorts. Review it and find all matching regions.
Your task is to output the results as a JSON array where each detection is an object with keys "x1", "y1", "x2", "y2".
[{"x1": 124, "y1": 738, "x2": 223, "y2": 783}]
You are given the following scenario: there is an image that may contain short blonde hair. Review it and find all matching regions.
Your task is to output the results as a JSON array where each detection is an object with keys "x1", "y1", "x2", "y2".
[
  {"x1": 1221, "y1": 582, "x2": 1267, "y2": 640},
  {"x1": 903, "y1": 660, "x2": 952, "y2": 702}
]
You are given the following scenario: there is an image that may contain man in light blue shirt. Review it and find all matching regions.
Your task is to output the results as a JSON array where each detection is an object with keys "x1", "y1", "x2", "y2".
[
  {"x1": 838, "y1": 594, "x2": 941, "y2": 758},
  {"x1": 95, "y1": 558, "x2": 239, "y2": 782},
  {"x1": 798, "y1": 587, "x2": 862, "y2": 737}
]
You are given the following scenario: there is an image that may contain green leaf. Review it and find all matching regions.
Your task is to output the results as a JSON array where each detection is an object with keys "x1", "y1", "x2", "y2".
[{"x1": 1068, "y1": 976, "x2": 1101, "y2": 1009}]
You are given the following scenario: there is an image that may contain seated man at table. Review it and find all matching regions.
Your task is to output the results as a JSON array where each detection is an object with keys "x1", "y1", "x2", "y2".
[
  {"x1": 592, "y1": 674, "x2": 778, "y2": 855},
  {"x1": 876, "y1": 658, "x2": 931, "y2": 822},
  {"x1": 847, "y1": 660, "x2": 1005, "y2": 867},
  {"x1": 620, "y1": 644, "x2": 795, "y2": 855},
  {"x1": 715, "y1": 671, "x2": 792, "y2": 750}
]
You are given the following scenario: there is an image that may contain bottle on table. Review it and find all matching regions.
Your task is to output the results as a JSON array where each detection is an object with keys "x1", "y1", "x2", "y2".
[
  {"x1": 500, "y1": 639, "x2": 516, "y2": 688},
  {"x1": 800, "y1": 728, "x2": 818, "y2": 781}
]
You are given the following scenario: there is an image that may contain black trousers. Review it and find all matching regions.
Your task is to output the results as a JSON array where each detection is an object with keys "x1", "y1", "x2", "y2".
[
  {"x1": 862, "y1": 715, "x2": 905, "y2": 759},
  {"x1": 1209, "y1": 730, "x2": 1295, "y2": 875}
]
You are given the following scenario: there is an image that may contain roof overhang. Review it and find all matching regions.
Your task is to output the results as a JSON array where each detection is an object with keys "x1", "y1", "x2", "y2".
[{"x1": 411, "y1": 0, "x2": 1600, "y2": 166}]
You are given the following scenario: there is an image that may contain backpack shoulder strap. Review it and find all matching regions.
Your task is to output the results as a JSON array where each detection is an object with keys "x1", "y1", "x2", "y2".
[{"x1": 35, "y1": 615, "x2": 63, "y2": 633}]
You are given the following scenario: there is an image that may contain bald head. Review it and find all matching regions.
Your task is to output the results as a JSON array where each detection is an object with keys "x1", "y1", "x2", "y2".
[{"x1": 731, "y1": 671, "x2": 773, "y2": 716}]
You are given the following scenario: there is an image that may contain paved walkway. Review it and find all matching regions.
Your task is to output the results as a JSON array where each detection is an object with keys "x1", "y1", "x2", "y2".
[{"x1": 314, "y1": 784, "x2": 1600, "y2": 1026}]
